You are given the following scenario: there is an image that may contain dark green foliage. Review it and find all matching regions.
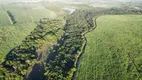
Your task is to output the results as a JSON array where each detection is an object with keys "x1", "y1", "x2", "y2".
[
  {"x1": 44, "y1": 10, "x2": 94, "y2": 80},
  {"x1": 0, "y1": 19, "x2": 63, "y2": 79}
]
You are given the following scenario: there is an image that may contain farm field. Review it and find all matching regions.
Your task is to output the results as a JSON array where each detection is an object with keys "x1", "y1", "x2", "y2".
[
  {"x1": 3, "y1": 4, "x2": 32, "y2": 24},
  {"x1": 25, "y1": 3, "x2": 57, "y2": 22},
  {"x1": 3, "y1": 4, "x2": 57, "y2": 23},
  {"x1": 0, "y1": 6, "x2": 11, "y2": 26},
  {"x1": 76, "y1": 15, "x2": 142, "y2": 80}
]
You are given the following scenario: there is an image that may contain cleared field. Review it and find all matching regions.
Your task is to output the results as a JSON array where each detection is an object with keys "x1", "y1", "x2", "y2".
[
  {"x1": 0, "y1": 6, "x2": 11, "y2": 26},
  {"x1": 76, "y1": 15, "x2": 142, "y2": 80},
  {"x1": 3, "y1": 4, "x2": 32, "y2": 23},
  {"x1": 25, "y1": 4, "x2": 57, "y2": 22},
  {"x1": 3, "y1": 4, "x2": 57, "y2": 23}
]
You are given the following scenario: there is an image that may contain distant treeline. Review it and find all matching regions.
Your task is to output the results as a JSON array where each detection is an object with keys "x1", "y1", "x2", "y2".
[
  {"x1": 89, "y1": 7, "x2": 142, "y2": 16},
  {"x1": 7, "y1": 11, "x2": 16, "y2": 24}
]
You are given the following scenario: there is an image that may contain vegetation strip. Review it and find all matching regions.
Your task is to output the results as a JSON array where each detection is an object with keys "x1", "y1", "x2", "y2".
[
  {"x1": 72, "y1": 17, "x2": 98, "y2": 80},
  {"x1": 0, "y1": 19, "x2": 63, "y2": 79},
  {"x1": 44, "y1": 10, "x2": 94, "y2": 80}
]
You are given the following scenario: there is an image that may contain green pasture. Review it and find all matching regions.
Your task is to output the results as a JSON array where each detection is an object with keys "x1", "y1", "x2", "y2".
[
  {"x1": 76, "y1": 15, "x2": 142, "y2": 80},
  {"x1": 0, "y1": 6, "x2": 11, "y2": 26}
]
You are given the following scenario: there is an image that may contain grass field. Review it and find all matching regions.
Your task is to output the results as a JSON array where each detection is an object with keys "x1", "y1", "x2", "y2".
[
  {"x1": 76, "y1": 15, "x2": 142, "y2": 80},
  {"x1": 3, "y1": 4, "x2": 32, "y2": 23},
  {"x1": 3, "y1": 4, "x2": 57, "y2": 23},
  {"x1": 0, "y1": 6, "x2": 11, "y2": 26},
  {"x1": 25, "y1": 3, "x2": 57, "y2": 22}
]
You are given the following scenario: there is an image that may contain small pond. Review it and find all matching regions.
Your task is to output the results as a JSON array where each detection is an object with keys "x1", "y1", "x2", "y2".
[{"x1": 62, "y1": 8, "x2": 76, "y2": 14}]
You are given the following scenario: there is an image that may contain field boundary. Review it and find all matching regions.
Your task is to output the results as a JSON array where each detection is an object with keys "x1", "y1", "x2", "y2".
[
  {"x1": 25, "y1": 9, "x2": 34, "y2": 23},
  {"x1": 22, "y1": 4, "x2": 34, "y2": 23},
  {"x1": 2, "y1": 5, "x2": 13, "y2": 25}
]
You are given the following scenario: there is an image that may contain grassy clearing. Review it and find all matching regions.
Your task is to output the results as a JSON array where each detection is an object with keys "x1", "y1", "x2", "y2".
[
  {"x1": 25, "y1": 3, "x2": 57, "y2": 22},
  {"x1": 76, "y1": 15, "x2": 142, "y2": 80},
  {"x1": 0, "y1": 6, "x2": 11, "y2": 26},
  {"x1": 3, "y1": 4, "x2": 32, "y2": 23},
  {"x1": 3, "y1": 3, "x2": 57, "y2": 23}
]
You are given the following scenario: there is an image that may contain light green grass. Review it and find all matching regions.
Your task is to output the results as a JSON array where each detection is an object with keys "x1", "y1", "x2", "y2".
[
  {"x1": 0, "y1": 6, "x2": 11, "y2": 26},
  {"x1": 3, "y1": 4, "x2": 32, "y2": 23},
  {"x1": 25, "y1": 3, "x2": 57, "y2": 22},
  {"x1": 76, "y1": 15, "x2": 142, "y2": 80},
  {"x1": 3, "y1": 4, "x2": 57, "y2": 23}
]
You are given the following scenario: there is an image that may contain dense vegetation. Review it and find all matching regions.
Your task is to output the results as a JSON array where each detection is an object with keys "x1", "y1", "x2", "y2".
[
  {"x1": 0, "y1": 23, "x2": 36, "y2": 63},
  {"x1": 76, "y1": 15, "x2": 142, "y2": 80},
  {"x1": 44, "y1": 10, "x2": 94, "y2": 80},
  {"x1": 0, "y1": 19, "x2": 63, "y2": 79}
]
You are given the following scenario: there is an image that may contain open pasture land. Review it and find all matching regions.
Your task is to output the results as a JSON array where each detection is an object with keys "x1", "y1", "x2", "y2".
[
  {"x1": 76, "y1": 15, "x2": 142, "y2": 80},
  {"x1": 3, "y1": 3, "x2": 57, "y2": 23},
  {"x1": 0, "y1": 6, "x2": 11, "y2": 26},
  {"x1": 25, "y1": 3, "x2": 57, "y2": 22},
  {"x1": 3, "y1": 4, "x2": 32, "y2": 23}
]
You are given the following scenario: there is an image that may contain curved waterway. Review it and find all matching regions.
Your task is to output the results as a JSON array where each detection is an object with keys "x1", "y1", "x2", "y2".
[{"x1": 72, "y1": 17, "x2": 98, "y2": 80}]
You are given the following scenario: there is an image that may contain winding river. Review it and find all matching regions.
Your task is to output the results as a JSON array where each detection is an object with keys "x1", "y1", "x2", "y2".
[{"x1": 72, "y1": 17, "x2": 98, "y2": 80}]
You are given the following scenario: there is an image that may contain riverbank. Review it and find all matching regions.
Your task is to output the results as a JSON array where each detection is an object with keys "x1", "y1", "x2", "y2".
[{"x1": 72, "y1": 16, "x2": 98, "y2": 80}]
